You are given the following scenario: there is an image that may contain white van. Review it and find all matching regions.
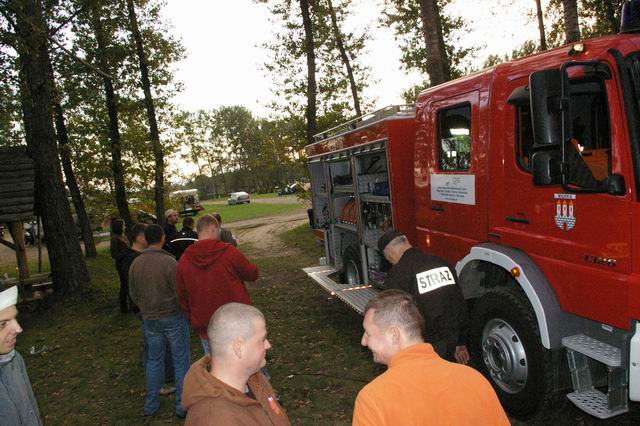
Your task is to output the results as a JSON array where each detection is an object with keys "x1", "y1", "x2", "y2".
[{"x1": 227, "y1": 191, "x2": 250, "y2": 205}]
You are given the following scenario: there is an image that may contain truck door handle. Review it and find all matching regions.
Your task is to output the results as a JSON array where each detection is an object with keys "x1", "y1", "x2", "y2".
[
  {"x1": 506, "y1": 216, "x2": 529, "y2": 224},
  {"x1": 431, "y1": 205, "x2": 444, "y2": 212}
]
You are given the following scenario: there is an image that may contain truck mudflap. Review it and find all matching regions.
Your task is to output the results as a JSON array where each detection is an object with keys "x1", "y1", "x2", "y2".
[{"x1": 303, "y1": 265, "x2": 378, "y2": 315}]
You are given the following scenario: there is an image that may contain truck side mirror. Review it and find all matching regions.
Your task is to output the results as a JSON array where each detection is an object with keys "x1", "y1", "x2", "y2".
[
  {"x1": 529, "y1": 69, "x2": 571, "y2": 147},
  {"x1": 531, "y1": 150, "x2": 562, "y2": 186},
  {"x1": 605, "y1": 174, "x2": 626, "y2": 196}
]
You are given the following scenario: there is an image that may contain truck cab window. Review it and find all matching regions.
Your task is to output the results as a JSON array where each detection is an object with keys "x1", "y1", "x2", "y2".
[
  {"x1": 567, "y1": 78, "x2": 611, "y2": 187},
  {"x1": 438, "y1": 104, "x2": 471, "y2": 171},
  {"x1": 516, "y1": 78, "x2": 611, "y2": 187},
  {"x1": 626, "y1": 53, "x2": 640, "y2": 133},
  {"x1": 516, "y1": 106, "x2": 534, "y2": 171}
]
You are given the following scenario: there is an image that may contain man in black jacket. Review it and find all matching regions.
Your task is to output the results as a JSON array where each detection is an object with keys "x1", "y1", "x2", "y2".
[
  {"x1": 117, "y1": 223, "x2": 148, "y2": 313},
  {"x1": 169, "y1": 217, "x2": 198, "y2": 260},
  {"x1": 378, "y1": 229, "x2": 469, "y2": 363},
  {"x1": 212, "y1": 212, "x2": 237, "y2": 247}
]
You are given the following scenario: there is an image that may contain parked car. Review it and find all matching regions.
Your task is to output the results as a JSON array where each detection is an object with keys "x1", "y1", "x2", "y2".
[
  {"x1": 227, "y1": 191, "x2": 250, "y2": 205},
  {"x1": 136, "y1": 210, "x2": 158, "y2": 224}
]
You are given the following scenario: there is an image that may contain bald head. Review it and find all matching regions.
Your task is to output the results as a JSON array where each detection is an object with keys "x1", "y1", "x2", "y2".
[
  {"x1": 383, "y1": 235, "x2": 411, "y2": 265},
  {"x1": 207, "y1": 303, "x2": 265, "y2": 357},
  {"x1": 197, "y1": 214, "x2": 220, "y2": 240}
]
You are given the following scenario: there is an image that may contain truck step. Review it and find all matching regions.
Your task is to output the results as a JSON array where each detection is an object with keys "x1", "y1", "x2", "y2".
[
  {"x1": 303, "y1": 265, "x2": 378, "y2": 315},
  {"x1": 562, "y1": 334, "x2": 621, "y2": 367},
  {"x1": 566, "y1": 389, "x2": 628, "y2": 419},
  {"x1": 562, "y1": 334, "x2": 628, "y2": 419}
]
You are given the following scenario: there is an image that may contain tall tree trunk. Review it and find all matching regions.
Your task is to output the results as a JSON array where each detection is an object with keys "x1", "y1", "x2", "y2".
[
  {"x1": 126, "y1": 0, "x2": 165, "y2": 221},
  {"x1": 603, "y1": 0, "x2": 620, "y2": 34},
  {"x1": 327, "y1": 0, "x2": 362, "y2": 117},
  {"x1": 217, "y1": 163, "x2": 228, "y2": 194},
  {"x1": 90, "y1": 1, "x2": 132, "y2": 226},
  {"x1": 49, "y1": 63, "x2": 98, "y2": 258},
  {"x1": 418, "y1": 0, "x2": 450, "y2": 86},
  {"x1": 11, "y1": 0, "x2": 90, "y2": 294},
  {"x1": 562, "y1": 0, "x2": 581, "y2": 43},
  {"x1": 300, "y1": 0, "x2": 317, "y2": 145},
  {"x1": 535, "y1": 0, "x2": 548, "y2": 50}
]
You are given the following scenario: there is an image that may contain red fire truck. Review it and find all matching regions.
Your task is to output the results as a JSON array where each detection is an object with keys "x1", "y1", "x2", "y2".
[{"x1": 304, "y1": 1, "x2": 640, "y2": 420}]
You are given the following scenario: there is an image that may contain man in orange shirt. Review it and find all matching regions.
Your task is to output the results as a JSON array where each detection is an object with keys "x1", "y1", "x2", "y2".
[{"x1": 353, "y1": 289, "x2": 510, "y2": 426}]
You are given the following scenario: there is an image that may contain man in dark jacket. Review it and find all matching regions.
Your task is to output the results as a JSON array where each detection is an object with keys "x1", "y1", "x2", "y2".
[
  {"x1": 169, "y1": 217, "x2": 198, "y2": 259},
  {"x1": 212, "y1": 212, "x2": 237, "y2": 247},
  {"x1": 110, "y1": 218, "x2": 131, "y2": 313},
  {"x1": 176, "y1": 214, "x2": 258, "y2": 355},
  {"x1": 0, "y1": 286, "x2": 42, "y2": 425},
  {"x1": 163, "y1": 209, "x2": 179, "y2": 239},
  {"x1": 129, "y1": 225, "x2": 190, "y2": 418},
  {"x1": 117, "y1": 223, "x2": 148, "y2": 313},
  {"x1": 377, "y1": 229, "x2": 469, "y2": 363}
]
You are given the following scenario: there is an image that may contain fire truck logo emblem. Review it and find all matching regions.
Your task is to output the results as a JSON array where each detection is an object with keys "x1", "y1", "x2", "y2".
[{"x1": 554, "y1": 194, "x2": 576, "y2": 230}]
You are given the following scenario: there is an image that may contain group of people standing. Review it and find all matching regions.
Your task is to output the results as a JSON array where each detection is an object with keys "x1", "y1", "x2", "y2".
[
  {"x1": 109, "y1": 209, "x2": 268, "y2": 420},
  {"x1": 0, "y1": 208, "x2": 512, "y2": 424}
]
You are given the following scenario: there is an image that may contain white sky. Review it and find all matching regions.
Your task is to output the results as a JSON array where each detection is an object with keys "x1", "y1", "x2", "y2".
[{"x1": 162, "y1": 0, "x2": 549, "y2": 117}]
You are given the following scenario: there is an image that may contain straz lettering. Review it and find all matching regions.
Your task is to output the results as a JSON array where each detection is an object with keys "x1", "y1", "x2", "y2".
[{"x1": 415, "y1": 266, "x2": 456, "y2": 294}]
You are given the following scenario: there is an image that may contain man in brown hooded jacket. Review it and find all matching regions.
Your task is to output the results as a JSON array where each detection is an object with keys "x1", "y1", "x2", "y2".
[{"x1": 182, "y1": 303, "x2": 290, "y2": 425}]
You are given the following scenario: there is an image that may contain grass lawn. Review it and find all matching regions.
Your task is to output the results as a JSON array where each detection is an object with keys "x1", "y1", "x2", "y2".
[
  {"x1": 10, "y1": 224, "x2": 379, "y2": 425},
  {"x1": 197, "y1": 202, "x2": 305, "y2": 223}
]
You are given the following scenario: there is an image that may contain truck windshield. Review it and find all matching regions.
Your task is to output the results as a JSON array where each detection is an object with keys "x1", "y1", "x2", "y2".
[{"x1": 626, "y1": 53, "x2": 640, "y2": 131}]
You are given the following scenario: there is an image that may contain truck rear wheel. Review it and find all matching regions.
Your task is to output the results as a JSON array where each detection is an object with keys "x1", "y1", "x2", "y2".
[
  {"x1": 469, "y1": 287, "x2": 552, "y2": 419},
  {"x1": 341, "y1": 246, "x2": 363, "y2": 285}
]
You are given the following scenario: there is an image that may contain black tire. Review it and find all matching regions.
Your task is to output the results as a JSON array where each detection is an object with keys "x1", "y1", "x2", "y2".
[
  {"x1": 341, "y1": 245, "x2": 363, "y2": 285},
  {"x1": 469, "y1": 287, "x2": 552, "y2": 419}
]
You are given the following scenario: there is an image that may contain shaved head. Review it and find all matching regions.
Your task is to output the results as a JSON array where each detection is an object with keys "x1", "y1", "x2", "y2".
[{"x1": 207, "y1": 303, "x2": 265, "y2": 357}]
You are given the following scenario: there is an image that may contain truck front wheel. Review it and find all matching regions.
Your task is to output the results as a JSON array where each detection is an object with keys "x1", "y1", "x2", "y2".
[{"x1": 469, "y1": 287, "x2": 552, "y2": 419}]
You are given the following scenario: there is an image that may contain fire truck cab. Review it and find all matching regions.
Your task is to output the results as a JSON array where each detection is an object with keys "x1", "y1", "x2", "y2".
[{"x1": 305, "y1": 1, "x2": 640, "y2": 419}]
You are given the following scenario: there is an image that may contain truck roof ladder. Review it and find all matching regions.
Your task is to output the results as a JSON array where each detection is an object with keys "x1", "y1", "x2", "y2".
[{"x1": 313, "y1": 104, "x2": 415, "y2": 143}]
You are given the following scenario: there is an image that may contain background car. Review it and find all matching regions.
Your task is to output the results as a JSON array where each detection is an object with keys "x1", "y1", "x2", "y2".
[{"x1": 227, "y1": 191, "x2": 250, "y2": 205}]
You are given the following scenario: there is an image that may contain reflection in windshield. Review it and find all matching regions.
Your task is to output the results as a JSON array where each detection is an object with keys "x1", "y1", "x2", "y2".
[{"x1": 627, "y1": 53, "x2": 640, "y2": 127}]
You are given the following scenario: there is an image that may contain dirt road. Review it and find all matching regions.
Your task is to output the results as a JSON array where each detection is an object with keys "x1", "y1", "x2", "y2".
[
  {"x1": 224, "y1": 210, "x2": 309, "y2": 257},
  {"x1": 205, "y1": 194, "x2": 303, "y2": 205}
]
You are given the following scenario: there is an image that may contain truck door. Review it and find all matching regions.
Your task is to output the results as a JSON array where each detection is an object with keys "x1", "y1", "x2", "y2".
[
  {"x1": 416, "y1": 90, "x2": 487, "y2": 264},
  {"x1": 490, "y1": 69, "x2": 633, "y2": 328}
]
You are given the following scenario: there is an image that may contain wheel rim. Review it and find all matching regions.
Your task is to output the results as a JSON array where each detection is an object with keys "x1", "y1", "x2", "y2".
[
  {"x1": 344, "y1": 259, "x2": 360, "y2": 285},
  {"x1": 481, "y1": 318, "x2": 528, "y2": 394}
]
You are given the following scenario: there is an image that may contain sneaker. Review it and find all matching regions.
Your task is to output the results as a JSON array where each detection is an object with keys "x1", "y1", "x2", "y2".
[{"x1": 160, "y1": 385, "x2": 176, "y2": 396}]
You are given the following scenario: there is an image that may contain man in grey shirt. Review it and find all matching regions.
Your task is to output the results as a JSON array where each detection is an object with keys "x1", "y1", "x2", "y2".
[
  {"x1": 129, "y1": 224, "x2": 190, "y2": 418},
  {"x1": 0, "y1": 285, "x2": 42, "y2": 425}
]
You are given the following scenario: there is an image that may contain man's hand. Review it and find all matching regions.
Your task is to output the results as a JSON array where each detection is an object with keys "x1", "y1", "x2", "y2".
[{"x1": 455, "y1": 345, "x2": 470, "y2": 364}]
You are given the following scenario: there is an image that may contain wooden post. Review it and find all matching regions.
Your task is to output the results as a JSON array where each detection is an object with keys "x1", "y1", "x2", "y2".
[{"x1": 8, "y1": 222, "x2": 29, "y2": 281}]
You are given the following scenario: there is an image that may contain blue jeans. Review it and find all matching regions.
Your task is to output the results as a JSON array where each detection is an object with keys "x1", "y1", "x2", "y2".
[
  {"x1": 143, "y1": 330, "x2": 175, "y2": 383},
  {"x1": 200, "y1": 338, "x2": 210, "y2": 356},
  {"x1": 142, "y1": 312, "x2": 190, "y2": 416}
]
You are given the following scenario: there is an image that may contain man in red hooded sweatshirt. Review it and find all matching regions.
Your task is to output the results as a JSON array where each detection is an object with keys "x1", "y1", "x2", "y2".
[{"x1": 176, "y1": 214, "x2": 259, "y2": 354}]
